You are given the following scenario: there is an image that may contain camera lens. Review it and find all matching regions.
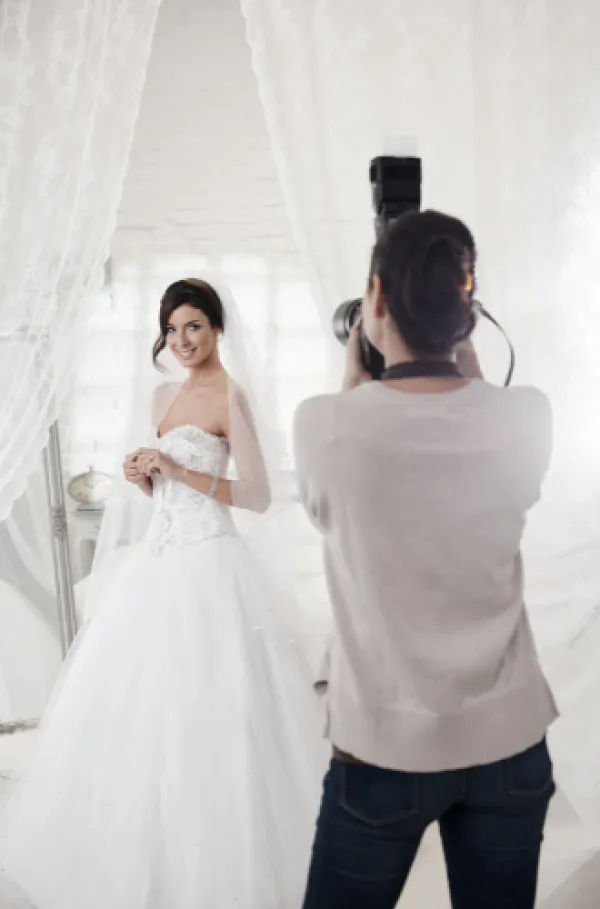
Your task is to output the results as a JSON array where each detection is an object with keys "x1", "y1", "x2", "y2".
[
  {"x1": 332, "y1": 298, "x2": 385, "y2": 379},
  {"x1": 332, "y1": 299, "x2": 362, "y2": 344}
]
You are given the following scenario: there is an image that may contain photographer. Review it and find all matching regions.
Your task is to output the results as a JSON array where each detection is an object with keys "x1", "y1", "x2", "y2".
[{"x1": 293, "y1": 210, "x2": 557, "y2": 909}]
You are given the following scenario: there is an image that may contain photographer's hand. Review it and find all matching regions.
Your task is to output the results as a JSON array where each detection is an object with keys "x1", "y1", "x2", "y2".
[{"x1": 342, "y1": 321, "x2": 371, "y2": 391}]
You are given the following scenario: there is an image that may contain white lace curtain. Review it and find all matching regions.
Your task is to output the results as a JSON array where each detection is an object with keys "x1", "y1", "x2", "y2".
[
  {"x1": 241, "y1": 0, "x2": 600, "y2": 896},
  {"x1": 0, "y1": 0, "x2": 162, "y2": 522},
  {"x1": 0, "y1": 0, "x2": 161, "y2": 722}
]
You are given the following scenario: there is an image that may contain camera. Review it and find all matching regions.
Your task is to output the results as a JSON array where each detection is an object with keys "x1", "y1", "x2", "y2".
[{"x1": 332, "y1": 157, "x2": 422, "y2": 380}]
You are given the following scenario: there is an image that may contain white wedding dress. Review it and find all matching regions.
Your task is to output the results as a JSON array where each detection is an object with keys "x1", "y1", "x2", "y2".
[{"x1": 0, "y1": 425, "x2": 326, "y2": 909}]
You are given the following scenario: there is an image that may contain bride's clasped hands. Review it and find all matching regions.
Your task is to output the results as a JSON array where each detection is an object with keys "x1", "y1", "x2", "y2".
[
  {"x1": 122, "y1": 448, "x2": 179, "y2": 490},
  {"x1": 129, "y1": 448, "x2": 179, "y2": 480}
]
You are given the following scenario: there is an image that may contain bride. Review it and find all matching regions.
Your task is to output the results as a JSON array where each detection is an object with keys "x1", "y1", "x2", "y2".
[{"x1": 0, "y1": 278, "x2": 325, "y2": 909}]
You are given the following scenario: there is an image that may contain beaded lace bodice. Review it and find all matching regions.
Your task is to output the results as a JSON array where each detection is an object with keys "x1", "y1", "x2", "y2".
[{"x1": 144, "y1": 425, "x2": 236, "y2": 554}]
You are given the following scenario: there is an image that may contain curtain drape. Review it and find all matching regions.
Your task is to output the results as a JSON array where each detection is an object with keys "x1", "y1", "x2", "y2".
[
  {"x1": 0, "y1": 0, "x2": 162, "y2": 722},
  {"x1": 241, "y1": 0, "x2": 600, "y2": 897},
  {"x1": 0, "y1": 0, "x2": 162, "y2": 522}
]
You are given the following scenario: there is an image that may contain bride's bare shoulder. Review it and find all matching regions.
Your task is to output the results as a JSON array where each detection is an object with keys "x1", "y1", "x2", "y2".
[{"x1": 224, "y1": 376, "x2": 248, "y2": 404}]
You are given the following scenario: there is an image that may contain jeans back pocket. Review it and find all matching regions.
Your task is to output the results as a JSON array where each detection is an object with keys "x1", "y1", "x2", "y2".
[
  {"x1": 338, "y1": 761, "x2": 420, "y2": 827},
  {"x1": 505, "y1": 739, "x2": 555, "y2": 800}
]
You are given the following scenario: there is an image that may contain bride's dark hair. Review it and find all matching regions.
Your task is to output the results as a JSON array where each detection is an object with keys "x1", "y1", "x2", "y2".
[{"x1": 152, "y1": 278, "x2": 225, "y2": 367}]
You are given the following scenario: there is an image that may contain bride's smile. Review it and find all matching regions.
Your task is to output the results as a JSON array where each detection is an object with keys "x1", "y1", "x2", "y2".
[{"x1": 165, "y1": 302, "x2": 222, "y2": 371}]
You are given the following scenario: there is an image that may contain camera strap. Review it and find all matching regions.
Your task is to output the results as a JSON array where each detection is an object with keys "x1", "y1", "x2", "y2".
[
  {"x1": 381, "y1": 307, "x2": 515, "y2": 387},
  {"x1": 477, "y1": 304, "x2": 515, "y2": 387},
  {"x1": 381, "y1": 360, "x2": 463, "y2": 381}
]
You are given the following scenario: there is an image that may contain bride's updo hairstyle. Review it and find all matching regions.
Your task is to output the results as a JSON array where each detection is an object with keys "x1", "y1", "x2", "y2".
[
  {"x1": 370, "y1": 209, "x2": 477, "y2": 356},
  {"x1": 152, "y1": 278, "x2": 225, "y2": 367}
]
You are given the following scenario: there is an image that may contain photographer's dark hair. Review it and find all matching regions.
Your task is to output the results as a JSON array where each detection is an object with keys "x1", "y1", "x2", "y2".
[
  {"x1": 152, "y1": 278, "x2": 225, "y2": 367},
  {"x1": 370, "y1": 209, "x2": 477, "y2": 356}
]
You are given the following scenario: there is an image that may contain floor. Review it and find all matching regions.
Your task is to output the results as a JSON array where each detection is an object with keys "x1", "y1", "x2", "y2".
[{"x1": 1, "y1": 731, "x2": 599, "y2": 907}]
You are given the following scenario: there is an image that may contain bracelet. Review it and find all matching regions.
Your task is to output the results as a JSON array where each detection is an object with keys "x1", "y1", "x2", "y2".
[{"x1": 206, "y1": 474, "x2": 219, "y2": 500}]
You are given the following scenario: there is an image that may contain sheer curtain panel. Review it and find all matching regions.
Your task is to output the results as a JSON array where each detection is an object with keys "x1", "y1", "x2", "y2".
[{"x1": 0, "y1": 0, "x2": 162, "y2": 522}]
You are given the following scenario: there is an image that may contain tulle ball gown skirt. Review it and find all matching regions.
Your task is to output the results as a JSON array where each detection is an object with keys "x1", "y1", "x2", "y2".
[{"x1": 0, "y1": 530, "x2": 326, "y2": 909}]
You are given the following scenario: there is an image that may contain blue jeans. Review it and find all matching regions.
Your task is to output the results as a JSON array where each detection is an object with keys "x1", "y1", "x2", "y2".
[{"x1": 302, "y1": 740, "x2": 554, "y2": 909}]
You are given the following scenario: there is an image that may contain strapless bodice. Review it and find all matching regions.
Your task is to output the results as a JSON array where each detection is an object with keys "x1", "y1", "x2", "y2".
[{"x1": 144, "y1": 425, "x2": 236, "y2": 554}]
